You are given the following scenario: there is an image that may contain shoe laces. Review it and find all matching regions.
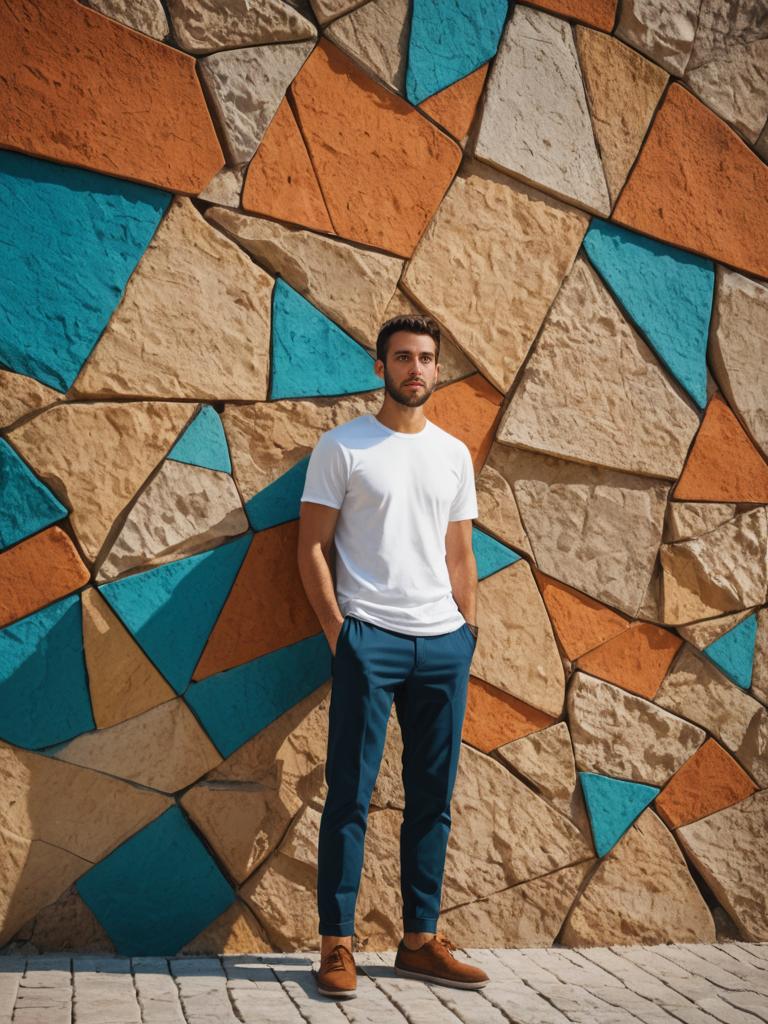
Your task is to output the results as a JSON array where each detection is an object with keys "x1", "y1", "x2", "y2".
[
  {"x1": 322, "y1": 945, "x2": 353, "y2": 972},
  {"x1": 434, "y1": 932, "x2": 458, "y2": 955}
]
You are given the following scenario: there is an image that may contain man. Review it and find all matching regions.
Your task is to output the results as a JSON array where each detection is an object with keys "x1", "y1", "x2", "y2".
[{"x1": 297, "y1": 314, "x2": 489, "y2": 999}]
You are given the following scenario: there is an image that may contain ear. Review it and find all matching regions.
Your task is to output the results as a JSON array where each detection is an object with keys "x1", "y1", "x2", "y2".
[{"x1": 374, "y1": 358, "x2": 385, "y2": 380}]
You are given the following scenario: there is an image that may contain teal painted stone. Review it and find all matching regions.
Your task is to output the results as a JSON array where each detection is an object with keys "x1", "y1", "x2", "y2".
[
  {"x1": 270, "y1": 279, "x2": 382, "y2": 399},
  {"x1": 0, "y1": 437, "x2": 68, "y2": 550},
  {"x1": 0, "y1": 594, "x2": 94, "y2": 749},
  {"x1": 579, "y1": 772, "x2": 659, "y2": 858},
  {"x1": 472, "y1": 526, "x2": 520, "y2": 580},
  {"x1": 77, "y1": 806, "x2": 234, "y2": 956},
  {"x1": 167, "y1": 405, "x2": 231, "y2": 474},
  {"x1": 0, "y1": 150, "x2": 170, "y2": 392},
  {"x1": 406, "y1": 0, "x2": 508, "y2": 105},
  {"x1": 98, "y1": 534, "x2": 251, "y2": 695},
  {"x1": 185, "y1": 633, "x2": 331, "y2": 757},
  {"x1": 703, "y1": 614, "x2": 758, "y2": 690},
  {"x1": 583, "y1": 220, "x2": 714, "y2": 409},
  {"x1": 245, "y1": 456, "x2": 309, "y2": 531}
]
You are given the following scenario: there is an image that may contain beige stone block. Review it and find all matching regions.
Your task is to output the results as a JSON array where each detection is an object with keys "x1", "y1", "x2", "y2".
[
  {"x1": 72, "y1": 199, "x2": 273, "y2": 401},
  {"x1": 0, "y1": 371, "x2": 61, "y2": 430},
  {"x1": 677, "y1": 607, "x2": 757, "y2": 649},
  {"x1": 15, "y1": 884, "x2": 115, "y2": 953},
  {"x1": 370, "y1": 711, "x2": 405, "y2": 811},
  {"x1": 664, "y1": 501, "x2": 737, "y2": 542},
  {"x1": 83, "y1": 0, "x2": 169, "y2": 39},
  {"x1": 677, "y1": 790, "x2": 768, "y2": 941},
  {"x1": 661, "y1": 507, "x2": 768, "y2": 623},
  {"x1": 402, "y1": 162, "x2": 589, "y2": 394},
  {"x1": 561, "y1": 809, "x2": 715, "y2": 946},
  {"x1": 7, "y1": 400, "x2": 196, "y2": 563},
  {"x1": 355, "y1": 808, "x2": 405, "y2": 949},
  {"x1": 96, "y1": 460, "x2": 248, "y2": 582},
  {"x1": 569, "y1": 672, "x2": 705, "y2": 786},
  {"x1": 198, "y1": 165, "x2": 245, "y2": 208},
  {"x1": 488, "y1": 443, "x2": 670, "y2": 617},
  {"x1": 475, "y1": 463, "x2": 532, "y2": 558},
  {"x1": 310, "y1": 0, "x2": 367, "y2": 24},
  {"x1": 207, "y1": 206, "x2": 403, "y2": 347},
  {"x1": 498, "y1": 257, "x2": 700, "y2": 480},
  {"x1": 180, "y1": 900, "x2": 271, "y2": 954},
  {"x1": 615, "y1": 0, "x2": 700, "y2": 76},
  {"x1": 168, "y1": 0, "x2": 316, "y2": 54},
  {"x1": 472, "y1": 560, "x2": 565, "y2": 718},
  {"x1": 326, "y1": 0, "x2": 409, "y2": 93}
]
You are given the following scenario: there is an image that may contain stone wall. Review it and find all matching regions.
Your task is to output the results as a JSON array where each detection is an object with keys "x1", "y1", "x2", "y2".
[{"x1": 1, "y1": 0, "x2": 766, "y2": 956}]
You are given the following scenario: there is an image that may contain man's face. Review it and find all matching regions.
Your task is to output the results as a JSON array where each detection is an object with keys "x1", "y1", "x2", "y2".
[{"x1": 375, "y1": 330, "x2": 440, "y2": 407}]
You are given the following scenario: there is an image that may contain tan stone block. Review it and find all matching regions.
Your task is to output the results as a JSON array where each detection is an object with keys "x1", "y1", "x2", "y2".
[
  {"x1": 180, "y1": 900, "x2": 271, "y2": 954},
  {"x1": 198, "y1": 165, "x2": 245, "y2": 208},
  {"x1": 402, "y1": 162, "x2": 589, "y2": 394},
  {"x1": 355, "y1": 808, "x2": 405, "y2": 949},
  {"x1": 475, "y1": 463, "x2": 532, "y2": 558},
  {"x1": 325, "y1": 0, "x2": 409, "y2": 93},
  {"x1": 664, "y1": 501, "x2": 737, "y2": 542},
  {"x1": 370, "y1": 711, "x2": 405, "y2": 812},
  {"x1": 677, "y1": 607, "x2": 757, "y2": 650},
  {"x1": 568, "y1": 672, "x2": 705, "y2": 786},
  {"x1": 660, "y1": 507, "x2": 768, "y2": 623},
  {"x1": 476, "y1": 6, "x2": 610, "y2": 215},
  {"x1": 575, "y1": 27, "x2": 668, "y2": 204},
  {"x1": 471, "y1": 561, "x2": 565, "y2": 718},
  {"x1": 96, "y1": 461, "x2": 248, "y2": 582},
  {"x1": 14, "y1": 884, "x2": 115, "y2": 954},
  {"x1": 73, "y1": 199, "x2": 273, "y2": 401},
  {"x1": 488, "y1": 444, "x2": 670, "y2": 617},
  {"x1": 676, "y1": 790, "x2": 768, "y2": 941},
  {"x1": 168, "y1": 0, "x2": 316, "y2": 54},
  {"x1": 615, "y1": 0, "x2": 699, "y2": 76},
  {"x1": 309, "y1": 0, "x2": 367, "y2": 26},
  {"x1": 561, "y1": 809, "x2": 715, "y2": 946},
  {"x1": 207, "y1": 206, "x2": 402, "y2": 348},
  {"x1": 83, "y1": 0, "x2": 169, "y2": 39},
  {"x1": 0, "y1": 371, "x2": 61, "y2": 430}
]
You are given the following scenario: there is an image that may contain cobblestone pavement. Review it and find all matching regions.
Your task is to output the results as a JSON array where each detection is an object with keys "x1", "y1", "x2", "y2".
[{"x1": 1, "y1": 943, "x2": 767, "y2": 1023}]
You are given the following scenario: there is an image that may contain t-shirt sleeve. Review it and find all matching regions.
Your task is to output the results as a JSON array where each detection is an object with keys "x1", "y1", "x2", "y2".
[
  {"x1": 448, "y1": 444, "x2": 479, "y2": 521},
  {"x1": 300, "y1": 433, "x2": 349, "y2": 510}
]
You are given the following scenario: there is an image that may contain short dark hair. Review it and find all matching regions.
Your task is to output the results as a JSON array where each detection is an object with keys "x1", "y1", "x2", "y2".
[{"x1": 375, "y1": 314, "x2": 441, "y2": 364}]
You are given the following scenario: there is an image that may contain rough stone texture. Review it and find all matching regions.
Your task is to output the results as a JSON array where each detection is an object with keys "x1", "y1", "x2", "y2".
[
  {"x1": 180, "y1": 901, "x2": 270, "y2": 954},
  {"x1": 613, "y1": 84, "x2": 768, "y2": 280},
  {"x1": 309, "y1": 0, "x2": 365, "y2": 24},
  {"x1": 656, "y1": 738, "x2": 758, "y2": 829},
  {"x1": 561, "y1": 809, "x2": 715, "y2": 946},
  {"x1": 665, "y1": 501, "x2": 737, "y2": 542},
  {"x1": 476, "y1": 5, "x2": 610, "y2": 215},
  {"x1": 488, "y1": 444, "x2": 670, "y2": 617},
  {"x1": 753, "y1": 607, "x2": 768, "y2": 707},
  {"x1": 8, "y1": 401, "x2": 196, "y2": 563},
  {"x1": 498, "y1": 257, "x2": 700, "y2": 480},
  {"x1": 471, "y1": 560, "x2": 566, "y2": 718},
  {"x1": 576, "y1": 622, "x2": 683, "y2": 700},
  {"x1": 497, "y1": 722, "x2": 591, "y2": 836},
  {"x1": 72, "y1": 199, "x2": 273, "y2": 401},
  {"x1": 54, "y1": 700, "x2": 221, "y2": 793},
  {"x1": 575, "y1": 27, "x2": 668, "y2": 205},
  {"x1": 426, "y1": 373, "x2": 503, "y2": 470},
  {"x1": 0, "y1": 527, "x2": 90, "y2": 630},
  {"x1": 534, "y1": 571, "x2": 629, "y2": 661},
  {"x1": 199, "y1": 41, "x2": 314, "y2": 165},
  {"x1": 167, "y1": 0, "x2": 316, "y2": 54},
  {"x1": 614, "y1": 0, "x2": 700, "y2": 76},
  {"x1": 11, "y1": 884, "x2": 115, "y2": 953},
  {"x1": 677, "y1": 607, "x2": 756, "y2": 649},
  {"x1": 325, "y1": 0, "x2": 409, "y2": 94},
  {"x1": 462, "y1": 678, "x2": 556, "y2": 753},
  {"x1": 81, "y1": 587, "x2": 175, "y2": 730},
  {"x1": 710, "y1": 269, "x2": 768, "y2": 459},
  {"x1": 241, "y1": 99, "x2": 334, "y2": 234},
  {"x1": 568, "y1": 672, "x2": 705, "y2": 786},
  {"x1": 674, "y1": 395, "x2": 768, "y2": 502},
  {"x1": 441, "y1": 861, "x2": 595, "y2": 948},
  {"x1": 291, "y1": 40, "x2": 462, "y2": 257},
  {"x1": 0, "y1": 0, "x2": 223, "y2": 193},
  {"x1": 419, "y1": 65, "x2": 489, "y2": 142},
  {"x1": 475, "y1": 464, "x2": 533, "y2": 558},
  {"x1": 198, "y1": 164, "x2": 244, "y2": 207},
  {"x1": 83, "y1": 0, "x2": 169, "y2": 38},
  {"x1": 677, "y1": 790, "x2": 768, "y2": 941},
  {"x1": 96, "y1": 460, "x2": 248, "y2": 582},
  {"x1": 529, "y1": 0, "x2": 617, "y2": 29},
  {"x1": 402, "y1": 162, "x2": 589, "y2": 394},
  {"x1": 207, "y1": 206, "x2": 402, "y2": 348},
  {"x1": 660, "y1": 507, "x2": 768, "y2": 623},
  {"x1": 656, "y1": 645, "x2": 768, "y2": 787},
  {"x1": 0, "y1": 372, "x2": 61, "y2": 431}
]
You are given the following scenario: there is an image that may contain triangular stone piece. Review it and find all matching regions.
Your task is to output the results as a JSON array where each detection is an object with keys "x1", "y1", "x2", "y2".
[
  {"x1": 0, "y1": 526, "x2": 90, "y2": 630},
  {"x1": 326, "y1": 0, "x2": 410, "y2": 94},
  {"x1": 168, "y1": 406, "x2": 231, "y2": 473},
  {"x1": 533, "y1": 570, "x2": 629, "y2": 661},
  {"x1": 167, "y1": 0, "x2": 317, "y2": 54},
  {"x1": 244, "y1": 455, "x2": 309, "y2": 532},
  {"x1": 0, "y1": 437, "x2": 67, "y2": 551},
  {"x1": 576, "y1": 622, "x2": 683, "y2": 700},
  {"x1": 579, "y1": 771, "x2": 659, "y2": 856},
  {"x1": 702, "y1": 613, "x2": 758, "y2": 690},
  {"x1": 419, "y1": 64, "x2": 489, "y2": 141},
  {"x1": 471, "y1": 527, "x2": 520, "y2": 580}
]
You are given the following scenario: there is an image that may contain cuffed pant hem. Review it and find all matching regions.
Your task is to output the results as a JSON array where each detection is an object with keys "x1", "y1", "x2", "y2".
[
  {"x1": 403, "y1": 918, "x2": 438, "y2": 933},
  {"x1": 319, "y1": 921, "x2": 355, "y2": 936}
]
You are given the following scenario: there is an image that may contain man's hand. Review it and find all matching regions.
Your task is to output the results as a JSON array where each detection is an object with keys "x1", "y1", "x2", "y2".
[{"x1": 329, "y1": 616, "x2": 346, "y2": 656}]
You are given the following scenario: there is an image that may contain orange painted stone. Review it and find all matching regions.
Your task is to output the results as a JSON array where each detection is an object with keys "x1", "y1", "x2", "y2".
[
  {"x1": 534, "y1": 571, "x2": 629, "y2": 661},
  {"x1": 0, "y1": 527, "x2": 89, "y2": 630},
  {"x1": 194, "y1": 520, "x2": 319, "y2": 680},
  {"x1": 527, "y1": 0, "x2": 617, "y2": 31},
  {"x1": 427, "y1": 374, "x2": 504, "y2": 472},
  {"x1": 242, "y1": 98, "x2": 334, "y2": 235},
  {"x1": 576, "y1": 622, "x2": 683, "y2": 700},
  {"x1": 462, "y1": 677, "x2": 555, "y2": 753},
  {"x1": 0, "y1": 0, "x2": 223, "y2": 193},
  {"x1": 613, "y1": 84, "x2": 768, "y2": 279},
  {"x1": 291, "y1": 40, "x2": 462, "y2": 257},
  {"x1": 656, "y1": 738, "x2": 758, "y2": 829},
  {"x1": 674, "y1": 394, "x2": 768, "y2": 502},
  {"x1": 419, "y1": 65, "x2": 489, "y2": 141}
]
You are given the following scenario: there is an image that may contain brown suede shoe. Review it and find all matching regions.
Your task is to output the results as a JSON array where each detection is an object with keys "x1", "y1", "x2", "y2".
[
  {"x1": 314, "y1": 944, "x2": 358, "y2": 999},
  {"x1": 394, "y1": 933, "x2": 489, "y2": 989}
]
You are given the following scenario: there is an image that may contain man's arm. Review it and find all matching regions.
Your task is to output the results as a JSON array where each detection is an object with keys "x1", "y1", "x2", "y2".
[
  {"x1": 445, "y1": 518, "x2": 478, "y2": 628},
  {"x1": 297, "y1": 501, "x2": 346, "y2": 655}
]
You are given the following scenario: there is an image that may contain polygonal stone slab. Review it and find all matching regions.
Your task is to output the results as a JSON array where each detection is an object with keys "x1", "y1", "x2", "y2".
[
  {"x1": 168, "y1": 406, "x2": 231, "y2": 473},
  {"x1": 82, "y1": 0, "x2": 169, "y2": 39},
  {"x1": 580, "y1": 772, "x2": 659, "y2": 857},
  {"x1": 664, "y1": 500, "x2": 737, "y2": 542},
  {"x1": 12, "y1": 882, "x2": 115, "y2": 954},
  {"x1": 655, "y1": 738, "x2": 758, "y2": 829},
  {"x1": 180, "y1": 900, "x2": 270, "y2": 954},
  {"x1": 0, "y1": 371, "x2": 61, "y2": 431},
  {"x1": 326, "y1": 0, "x2": 409, "y2": 94},
  {"x1": 703, "y1": 613, "x2": 759, "y2": 690},
  {"x1": 475, "y1": 463, "x2": 533, "y2": 559},
  {"x1": 0, "y1": 437, "x2": 67, "y2": 551},
  {"x1": 462, "y1": 678, "x2": 555, "y2": 754},
  {"x1": 576, "y1": 622, "x2": 683, "y2": 700},
  {"x1": 426, "y1": 373, "x2": 503, "y2": 470},
  {"x1": 534, "y1": 571, "x2": 629, "y2": 662},
  {"x1": 531, "y1": 0, "x2": 616, "y2": 30},
  {"x1": 615, "y1": 0, "x2": 700, "y2": 76},
  {"x1": 418, "y1": 65, "x2": 489, "y2": 141},
  {"x1": 167, "y1": 0, "x2": 316, "y2": 54},
  {"x1": 0, "y1": 527, "x2": 90, "y2": 630}
]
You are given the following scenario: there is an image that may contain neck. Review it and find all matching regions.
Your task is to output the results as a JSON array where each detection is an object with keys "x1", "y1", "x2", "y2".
[{"x1": 375, "y1": 394, "x2": 428, "y2": 434}]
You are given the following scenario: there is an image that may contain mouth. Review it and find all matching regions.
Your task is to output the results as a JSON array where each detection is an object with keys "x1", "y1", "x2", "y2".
[{"x1": 405, "y1": 381, "x2": 424, "y2": 388}]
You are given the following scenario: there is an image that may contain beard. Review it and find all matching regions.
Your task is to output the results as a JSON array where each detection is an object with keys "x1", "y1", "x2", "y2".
[{"x1": 382, "y1": 366, "x2": 436, "y2": 407}]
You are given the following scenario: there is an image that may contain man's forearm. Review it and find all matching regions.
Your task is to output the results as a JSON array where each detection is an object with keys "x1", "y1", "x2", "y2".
[
  {"x1": 297, "y1": 542, "x2": 344, "y2": 639},
  {"x1": 448, "y1": 556, "x2": 478, "y2": 624}
]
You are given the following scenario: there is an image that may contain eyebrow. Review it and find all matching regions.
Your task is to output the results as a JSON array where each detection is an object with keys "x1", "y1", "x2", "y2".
[{"x1": 392, "y1": 349, "x2": 435, "y2": 356}]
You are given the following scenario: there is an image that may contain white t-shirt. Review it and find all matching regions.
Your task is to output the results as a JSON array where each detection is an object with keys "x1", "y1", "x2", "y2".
[{"x1": 300, "y1": 413, "x2": 478, "y2": 636}]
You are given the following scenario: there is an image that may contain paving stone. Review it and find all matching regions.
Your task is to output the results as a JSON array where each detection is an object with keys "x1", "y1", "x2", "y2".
[
  {"x1": 72, "y1": 958, "x2": 140, "y2": 1024},
  {"x1": 615, "y1": 0, "x2": 700, "y2": 75},
  {"x1": 82, "y1": 0, "x2": 169, "y2": 38},
  {"x1": 665, "y1": 502, "x2": 738, "y2": 543},
  {"x1": 132, "y1": 957, "x2": 186, "y2": 1023},
  {"x1": 221, "y1": 955, "x2": 306, "y2": 1023},
  {"x1": 459, "y1": 948, "x2": 571, "y2": 1023},
  {"x1": 358, "y1": 950, "x2": 472, "y2": 1021},
  {"x1": 0, "y1": 438, "x2": 67, "y2": 552},
  {"x1": 462, "y1": 678, "x2": 556, "y2": 753},
  {"x1": 418, "y1": 64, "x2": 489, "y2": 141},
  {"x1": 656, "y1": 739, "x2": 758, "y2": 829},
  {"x1": 476, "y1": 5, "x2": 610, "y2": 215},
  {"x1": 325, "y1": 0, "x2": 409, "y2": 94},
  {"x1": 167, "y1": 0, "x2": 316, "y2": 53},
  {"x1": 575, "y1": 622, "x2": 682, "y2": 700},
  {"x1": 0, "y1": 371, "x2": 60, "y2": 431},
  {"x1": 0, "y1": 0, "x2": 223, "y2": 193},
  {"x1": 169, "y1": 957, "x2": 239, "y2": 1023},
  {"x1": 0, "y1": 528, "x2": 90, "y2": 631}
]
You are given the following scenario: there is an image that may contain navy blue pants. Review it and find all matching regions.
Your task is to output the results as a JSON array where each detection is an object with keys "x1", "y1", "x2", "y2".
[{"x1": 317, "y1": 614, "x2": 476, "y2": 936}]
